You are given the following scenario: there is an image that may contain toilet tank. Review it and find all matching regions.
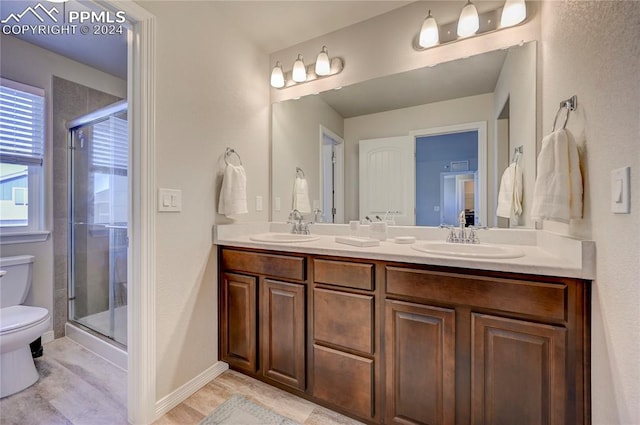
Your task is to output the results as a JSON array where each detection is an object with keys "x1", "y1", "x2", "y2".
[{"x1": 0, "y1": 255, "x2": 35, "y2": 308}]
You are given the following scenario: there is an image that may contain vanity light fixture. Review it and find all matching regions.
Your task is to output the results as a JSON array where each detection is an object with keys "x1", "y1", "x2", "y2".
[
  {"x1": 501, "y1": 0, "x2": 527, "y2": 27},
  {"x1": 457, "y1": 0, "x2": 480, "y2": 37},
  {"x1": 270, "y1": 47, "x2": 344, "y2": 89},
  {"x1": 414, "y1": 1, "x2": 528, "y2": 51},
  {"x1": 292, "y1": 55, "x2": 307, "y2": 83},
  {"x1": 418, "y1": 10, "x2": 439, "y2": 48},
  {"x1": 315, "y1": 46, "x2": 331, "y2": 76},
  {"x1": 270, "y1": 62, "x2": 285, "y2": 88}
]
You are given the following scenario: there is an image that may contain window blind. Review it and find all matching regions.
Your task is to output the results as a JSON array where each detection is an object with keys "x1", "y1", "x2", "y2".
[
  {"x1": 0, "y1": 80, "x2": 45, "y2": 167},
  {"x1": 91, "y1": 116, "x2": 128, "y2": 172}
]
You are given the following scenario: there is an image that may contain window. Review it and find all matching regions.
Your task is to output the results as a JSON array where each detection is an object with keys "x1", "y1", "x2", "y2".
[{"x1": 0, "y1": 78, "x2": 45, "y2": 233}]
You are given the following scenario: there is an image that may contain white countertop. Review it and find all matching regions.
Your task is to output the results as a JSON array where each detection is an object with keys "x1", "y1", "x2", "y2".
[{"x1": 214, "y1": 222, "x2": 595, "y2": 280}]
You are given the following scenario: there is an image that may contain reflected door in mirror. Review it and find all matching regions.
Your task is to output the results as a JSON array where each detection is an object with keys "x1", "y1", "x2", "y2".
[{"x1": 359, "y1": 136, "x2": 415, "y2": 225}]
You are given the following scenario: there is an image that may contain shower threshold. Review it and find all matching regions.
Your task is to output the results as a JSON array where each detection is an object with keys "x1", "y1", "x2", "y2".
[{"x1": 65, "y1": 321, "x2": 127, "y2": 371}]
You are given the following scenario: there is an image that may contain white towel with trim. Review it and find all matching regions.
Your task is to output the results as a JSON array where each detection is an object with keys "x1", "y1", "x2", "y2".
[
  {"x1": 218, "y1": 164, "x2": 248, "y2": 217},
  {"x1": 530, "y1": 129, "x2": 582, "y2": 223},
  {"x1": 496, "y1": 161, "x2": 523, "y2": 218},
  {"x1": 292, "y1": 176, "x2": 311, "y2": 214}
]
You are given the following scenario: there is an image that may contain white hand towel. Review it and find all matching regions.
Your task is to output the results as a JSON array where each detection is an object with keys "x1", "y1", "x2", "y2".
[
  {"x1": 496, "y1": 162, "x2": 523, "y2": 219},
  {"x1": 218, "y1": 164, "x2": 248, "y2": 217},
  {"x1": 530, "y1": 129, "x2": 583, "y2": 223},
  {"x1": 292, "y1": 176, "x2": 311, "y2": 214}
]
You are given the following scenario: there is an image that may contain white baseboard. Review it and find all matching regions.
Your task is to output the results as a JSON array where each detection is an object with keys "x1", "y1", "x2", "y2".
[
  {"x1": 41, "y1": 330, "x2": 55, "y2": 345},
  {"x1": 154, "y1": 361, "x2": 229, "y2": 420}
]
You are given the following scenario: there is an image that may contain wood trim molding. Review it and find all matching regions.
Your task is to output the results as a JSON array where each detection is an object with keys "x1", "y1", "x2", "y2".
[{"x1": 93, "y1": 1, "x2": 157, "y2": 423}]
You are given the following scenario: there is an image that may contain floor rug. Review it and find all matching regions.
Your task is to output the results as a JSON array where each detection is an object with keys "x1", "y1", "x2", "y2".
[{"x1": 199, "y1": 394, "x2": 301, "y2": 425}]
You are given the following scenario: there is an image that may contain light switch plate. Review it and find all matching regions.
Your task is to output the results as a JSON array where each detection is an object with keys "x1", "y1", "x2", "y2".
[
  {"x1": 158, "y1": 188, "x2": 182, "y2": 212},
  {"x1": 256, "y1": 196, "x2": 263, "y2": 212},
  {"x1": 611, "y1": 166, "x2": 630, "y2": 214}
]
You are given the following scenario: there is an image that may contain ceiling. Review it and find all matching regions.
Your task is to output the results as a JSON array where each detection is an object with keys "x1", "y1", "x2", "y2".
[
  {"x1": 317, "y1": 48, "x2": 508, "y2": 118},
  {"x1": 1, "y1": 0, "x2": 412, "y2": 80}
]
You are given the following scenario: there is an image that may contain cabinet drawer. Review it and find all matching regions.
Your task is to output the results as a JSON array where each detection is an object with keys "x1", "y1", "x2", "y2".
[
  {"x1": 221, "y1": 249, "x2": 305, "y2": 281},
  {"x1": 313, "y1": 345, "x2": 374, "y2": 420},
  {"x1": 314, "y1": 288, "x2": 374, "y2": 354},
  {"x1": 313, "y1": 258, "x2": 374, "y2": 290},
  {"x1": 386, "y1": 267, "x2": 567, "y2": 321}
]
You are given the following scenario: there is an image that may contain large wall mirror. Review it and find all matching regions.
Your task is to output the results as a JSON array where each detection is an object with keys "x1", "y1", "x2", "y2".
[{"x1": 272, "y1": 40, "x2": 537, "y2": 228}]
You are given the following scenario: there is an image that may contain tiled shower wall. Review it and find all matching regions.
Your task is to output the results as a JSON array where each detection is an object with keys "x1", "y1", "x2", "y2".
[{"x1": 51, "y1": 76, "x2": 122, "y2": 338}]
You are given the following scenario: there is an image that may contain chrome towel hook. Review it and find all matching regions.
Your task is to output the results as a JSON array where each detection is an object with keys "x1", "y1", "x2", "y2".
[
  {"x1": 224, "y1": 147, "x2": 243, "y2": 166},
  {"x1": 296, "y1": 167, "x2": 305, "y2": 177},
  {"x1": 552, "y1": 95, "x2": 578, "y2": 131}
]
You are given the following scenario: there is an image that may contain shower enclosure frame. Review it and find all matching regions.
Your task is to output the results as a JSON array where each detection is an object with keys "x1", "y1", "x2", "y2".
[{"x1": 67, "y1": 99, "x2": 128, "y2": 347}]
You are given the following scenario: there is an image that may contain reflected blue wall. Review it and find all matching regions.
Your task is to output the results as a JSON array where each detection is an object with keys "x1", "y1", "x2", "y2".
[{"x1": 416, "y1": 131, "x2": 478, "y2": 226}]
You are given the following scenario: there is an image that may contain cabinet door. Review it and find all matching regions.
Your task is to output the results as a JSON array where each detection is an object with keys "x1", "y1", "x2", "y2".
[
  {"x1": 385, "y1": 300, "x2": 456, "y2": 425},
  {"x1": 261, "y1": 279, "x2": 306, "y2": 390},
  {"x1": 313, "y1": 344, "x2": 375, "y2": 420},
  {"x1": 471, "y1": 314, "x2": 566, "y2": 425},
  {"x1": 220, "y1": 272, "x2": 257, "y2": 373}
]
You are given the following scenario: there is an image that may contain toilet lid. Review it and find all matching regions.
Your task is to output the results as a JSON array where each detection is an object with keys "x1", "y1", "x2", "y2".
[{"x1": 0, "y1": 305, "x2": 49, "y2": 333}]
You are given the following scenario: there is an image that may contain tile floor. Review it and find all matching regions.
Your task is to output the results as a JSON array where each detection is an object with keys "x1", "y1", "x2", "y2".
[
  {"x1": 1, "y1": 337, "x2": 363, "y2": 425},
  {"x1": 0, "y1": 337, "x2": 127, "y2": 425}
]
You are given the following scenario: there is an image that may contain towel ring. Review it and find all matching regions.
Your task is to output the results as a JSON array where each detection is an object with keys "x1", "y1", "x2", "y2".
[
  {"x1": 552, "y1": 95, "x2": 578, "y2": 131},
  {"x1": 296, "y1": 167, "x2": 305, "y2": 177},
  {"x1": 225, "y1": 147, "x2": 243, "y2": 166}
]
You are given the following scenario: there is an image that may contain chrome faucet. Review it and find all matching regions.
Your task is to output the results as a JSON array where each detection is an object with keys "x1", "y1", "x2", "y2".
[
  {"x1": 287, "y1": 209, "x2": 312, "y2": 235},
  {"x1": 441, "y1": 210, "x2": 481, "y2": 244},
  {"x1": 458, "y1": 210, "x2": 467, "y2": 241}
]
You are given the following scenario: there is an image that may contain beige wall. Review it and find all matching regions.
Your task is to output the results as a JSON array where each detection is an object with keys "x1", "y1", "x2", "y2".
[
  {"x1": 343, "y1": 93, "x2": 494, "y2": 222},
  {"x1": 0, "y1": 34, "x2": 127, "y2": 333},
  {"x1": 272, "y1": 95, "x2": 343, "y2": 222},
  {"x1": 493, "y1": 41, "x2": 537, "y2": 228},
  {"x1": 136, "y1": 1, "x2": 270, "y2": 400},
  {"x1": 540, "y1": 1, "x2": 640, "y2": 423},
  {"x1": 270, "y1": 1, "x2": 542, "y2": 103}
]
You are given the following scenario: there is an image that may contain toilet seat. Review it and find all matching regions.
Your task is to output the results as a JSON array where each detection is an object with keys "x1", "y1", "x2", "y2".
[{"x1": 0, "y1": 305, "x2": 50, "y2": 335}]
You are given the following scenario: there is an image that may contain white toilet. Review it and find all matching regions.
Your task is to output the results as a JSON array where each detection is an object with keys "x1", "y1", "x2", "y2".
[{"x1": 0, "y1": 255, "x2": 50, "y2": 398}]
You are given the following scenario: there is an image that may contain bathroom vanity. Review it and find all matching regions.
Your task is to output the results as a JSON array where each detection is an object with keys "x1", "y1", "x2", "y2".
[{"x1": 216, "y1": 224, "x2": 592, "y2": 425}]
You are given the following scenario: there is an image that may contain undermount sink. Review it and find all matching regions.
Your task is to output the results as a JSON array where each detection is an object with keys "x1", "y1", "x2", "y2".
[
  {"x1": 249, "y1": 233, "x2": 320, "y2": 243},
  {"x1": 411, "y1": 242, "x2": 525, "y2": 259}
]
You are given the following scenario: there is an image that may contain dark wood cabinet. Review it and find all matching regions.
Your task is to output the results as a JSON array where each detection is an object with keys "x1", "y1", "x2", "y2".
[
  {"x1": 385, "y1": 300, "x2": 456, "y2": 425},
  {"x1": 219, "y1": 248, "x2": 307, "y2": 390},
  {"x1": 313, "y1": 344, "x2": 375, "y2": 419},
  {"x1": 261, "y1": 279, "x2": 306, "y2": 390},
  {"x1": 384, "y1": 265, "x2": 588, "y2": 425},
  {"x1": 218, "y1": 247, "x2": 590, "y2": 425},
  {"x1": 311, "y1": 259, "x2": 379, "y2": 422},
  {"x1": 471, "y1": 314, "x2": 567, "y2": 425},
  {"x1": 220, "y1": 272, "x2": 257, "y2": 373}
]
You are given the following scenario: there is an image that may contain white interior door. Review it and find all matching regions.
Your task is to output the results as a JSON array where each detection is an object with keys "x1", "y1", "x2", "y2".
[{"x1": 359, "y1": 136, "x2": 415, "y2": 225}]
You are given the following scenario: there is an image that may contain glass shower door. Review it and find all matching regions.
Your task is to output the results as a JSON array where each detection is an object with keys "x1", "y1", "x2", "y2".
[{"x1": 69, "y1": 101, "x2": 128, "y2": 347}]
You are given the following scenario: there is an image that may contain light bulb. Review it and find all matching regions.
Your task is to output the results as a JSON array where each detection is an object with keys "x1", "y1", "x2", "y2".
[
  {"x1": 315, "y1": 46, "x2": 331, "y2": 76},
  {"x1": 457, "y1": 0, "x2": 479, "y2": 37},
  {"x1": 418, "y1": 10, "x2": 439, "y2": 48},
  {"x1": 270, "y1": 62, "x2": 285, "y2": 88},
  {"x1": 292, "y1": 55, "x2": 307, "y2": 83},
  {"x1": 501, "y1": 0, "x2": 526, "y2": 27}
]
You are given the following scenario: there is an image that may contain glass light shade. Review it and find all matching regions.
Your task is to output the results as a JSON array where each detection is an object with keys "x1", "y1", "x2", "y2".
[
  {"x1": 501, "y1": 0, "x2": 526, "y2": 27},
  {"x1": 418, "y1": 10, "x2": 439, "y2": 48},
  {"x1": 270, "y1": 62, "x2": 285, "y2": 88},
  {"x1": 457, "y1": 1, "x2": 479, "y2": 37},
  {"x1": 292, "y1": 55, "x2": 307, "y2": 83},
  {"x1": 315, "y1": 46, "x2": 331, "y2": 76}
]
